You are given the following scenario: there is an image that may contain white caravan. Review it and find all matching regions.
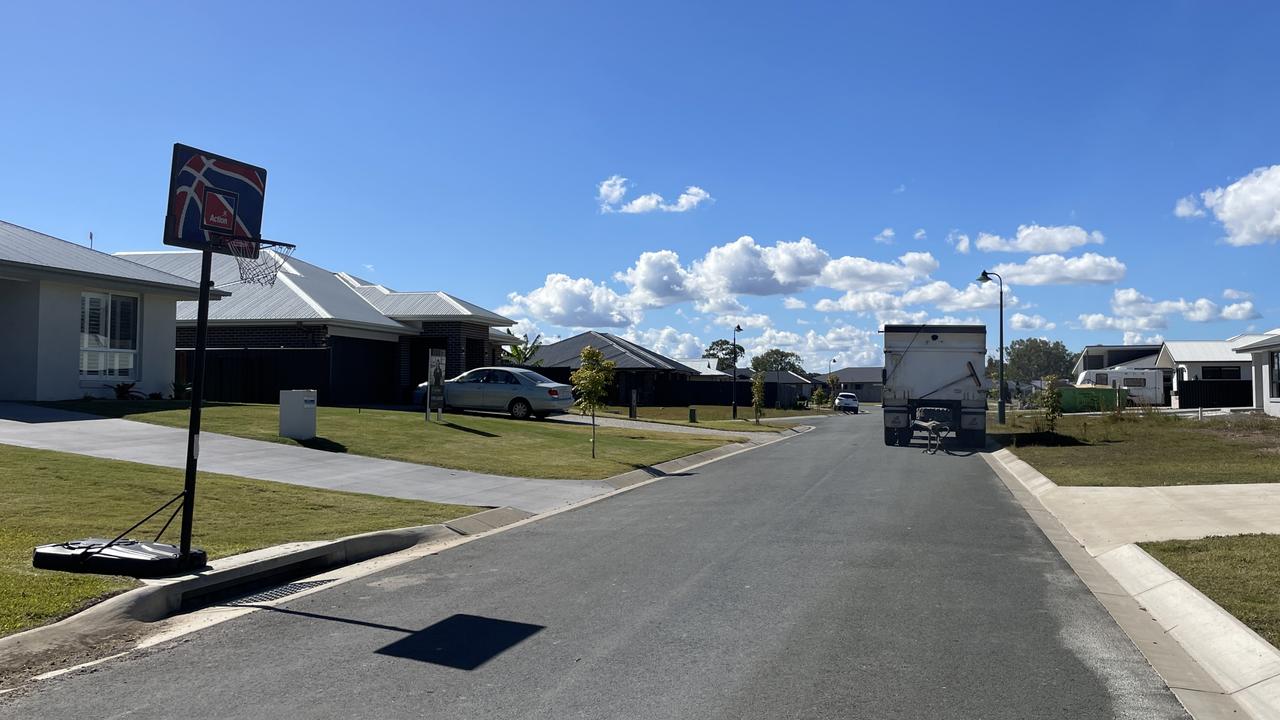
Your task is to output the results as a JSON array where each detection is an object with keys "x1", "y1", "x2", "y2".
[
  {"x1": 882, "y1": 324, "x2": 989, "y2": 448},
  {"x1": 1075, "y1": 369, "x2": 1164, "y2": 406}
]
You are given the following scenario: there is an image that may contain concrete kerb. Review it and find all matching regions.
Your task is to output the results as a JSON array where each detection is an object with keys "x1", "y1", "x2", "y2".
[
  {"x1": 0, "y1": 507, "x2": 525, "y2": 678},
  {"x1": 1, "y1": 425, "x2": 816, "y2": 684},
  {"x1": 983, "y1": 446, "x2": 1273, "y2": 719}
]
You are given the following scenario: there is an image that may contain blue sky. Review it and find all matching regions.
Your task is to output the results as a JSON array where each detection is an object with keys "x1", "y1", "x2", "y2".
[{"x1": 4, "y1": 2, "x2": 1279, "y2": 369}]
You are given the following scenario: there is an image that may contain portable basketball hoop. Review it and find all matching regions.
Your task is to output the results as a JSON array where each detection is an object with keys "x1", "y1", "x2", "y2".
[
  {"x1": 33, "y1": 144, "x2": 285, "y2": 577},
  {"x1": 220, "y1": 236, "x2": 296, "y2": 287}
]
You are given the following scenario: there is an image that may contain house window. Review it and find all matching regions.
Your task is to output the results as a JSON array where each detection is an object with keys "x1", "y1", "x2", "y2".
[
  {"x1": 80, "y1": 293, "x2": 138, "y2": 379},
  {"x1": 1272, "y1": 352, "x2": 1280, "y2": 399},
  {"x1": 1122, "y1": 377, "x2": 1146, "y2": 388},
  {"x1": 1202, "y1": 366, "x2": 1242, "y2": 380}
]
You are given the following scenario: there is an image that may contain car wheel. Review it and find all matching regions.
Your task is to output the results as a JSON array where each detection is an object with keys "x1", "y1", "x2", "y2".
[
  {"x1": 509, "y1": 399, "x2": 533, "y2": 420},
  {"x1": 852, "y1": 407, "x2": 859, "y2": 414},
  {"x1": 884, "y1": 427, "x2": 897, "y2": 446}
]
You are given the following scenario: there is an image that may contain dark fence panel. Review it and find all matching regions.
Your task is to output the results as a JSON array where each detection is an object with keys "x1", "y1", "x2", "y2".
[
  {"x1": 329, "y1": 336, "x2": 399, "y2": 405},
  {"x1": 1176, "y1": 379, "x2": 1253, "y2": 409},
  {"x1": 177, "y1": 348, "x2": 331, "y2": 405}
]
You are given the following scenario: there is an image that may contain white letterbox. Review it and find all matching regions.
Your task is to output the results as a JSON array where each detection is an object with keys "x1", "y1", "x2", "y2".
[{"x1": 279, "y1": 389, "x2": 318, "y2": 440}]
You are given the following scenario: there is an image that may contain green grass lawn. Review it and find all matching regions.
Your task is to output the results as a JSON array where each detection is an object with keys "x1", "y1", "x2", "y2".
[
  {"x1": 598, "y1": 404, "x2": 830, "y2": 432},
  {"x1": 1142, "y1": 534, "x2": 1280, "y2": 648},
  {"x1": 988, "y1": 410, "x2": 1280, "y2": 487},
  {"x1": 43, "y1": 401, "x2": 733, "y2": 480},
  {"x1": 0, "y1": 443, "x2": 475, "y2": 638}
]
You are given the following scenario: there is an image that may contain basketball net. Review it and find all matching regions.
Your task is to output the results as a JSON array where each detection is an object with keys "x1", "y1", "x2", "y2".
[{"x1": 224, "y1": 238, "x2": 296, "y2": 287}]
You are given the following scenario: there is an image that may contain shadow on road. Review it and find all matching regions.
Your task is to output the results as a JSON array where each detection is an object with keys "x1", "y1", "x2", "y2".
[{"x1": 237, "y1": 605, "x2": 544, "y2": 670}]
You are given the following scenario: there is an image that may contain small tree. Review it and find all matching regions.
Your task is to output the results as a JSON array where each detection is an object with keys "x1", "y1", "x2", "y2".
[
  {"x1": 751, "y1": 371, "x2": 766, "y2": 424},
  {"x1": 1037, "y1": 374, "x2": 1064, "y2": 432},
  {"x1": 811, "y1": 385, "x2": 828, "y2": 408},
  {"x1": 570, "y1": 345, "x2": 616, "y2": 458}
]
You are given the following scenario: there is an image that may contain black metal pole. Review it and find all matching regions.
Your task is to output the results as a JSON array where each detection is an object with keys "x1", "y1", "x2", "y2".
[
  {"x1": 179, "y1": 249, "x2": 212, "y2": 562},
  {"x1": 731, "y1": 326, "x2": 739, "y2": 420},
  {"x1": 997, "y1": 273, "x2": 1006, "y2": 425}
]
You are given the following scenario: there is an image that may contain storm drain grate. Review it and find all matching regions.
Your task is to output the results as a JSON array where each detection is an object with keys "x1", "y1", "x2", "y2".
[{"x1": 227, "y1": 579, "x2": 336, "y2": 606}]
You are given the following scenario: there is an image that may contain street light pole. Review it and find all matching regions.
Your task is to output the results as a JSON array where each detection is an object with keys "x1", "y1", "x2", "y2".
[
  {"x1": 731, "y1": 324, "x2": 743, "y2": 420},
  {"x1": 977, "y1": 270, "x2": 1005, "y2": 425}
]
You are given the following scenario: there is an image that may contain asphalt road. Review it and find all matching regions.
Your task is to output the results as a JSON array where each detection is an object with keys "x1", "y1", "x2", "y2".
[{"x1": 2, "y1": 414, "x2": 1187, "y2": 719}]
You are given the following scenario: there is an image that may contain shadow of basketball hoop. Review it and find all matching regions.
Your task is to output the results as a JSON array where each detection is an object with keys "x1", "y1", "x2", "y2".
[{"x1": 375, "y1": 613, "x2": 545, "y2": 670}]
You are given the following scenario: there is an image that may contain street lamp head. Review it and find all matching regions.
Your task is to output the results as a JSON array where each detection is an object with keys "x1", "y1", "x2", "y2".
[
  {"x1": 976, "y1": 270, "x2": 992, "y2": 284},
  {"x1": 733, "y1": 324, "x2": 743, "y2": 333}
]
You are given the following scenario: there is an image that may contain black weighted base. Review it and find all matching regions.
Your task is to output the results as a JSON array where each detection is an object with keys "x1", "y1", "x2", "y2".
[{"x1": 33, "y1": 538, "x2": 207, "y2": 577}]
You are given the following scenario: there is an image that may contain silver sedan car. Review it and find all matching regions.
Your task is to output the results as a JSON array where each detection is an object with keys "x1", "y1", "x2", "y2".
[{"x1": 415, "y1": 367, "x2": 575, "y2": 419}]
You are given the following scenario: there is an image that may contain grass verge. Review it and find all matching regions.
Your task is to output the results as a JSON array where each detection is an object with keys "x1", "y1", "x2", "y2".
[
  {"x1": 599, "y1": 404, "x2": 829, "y2": 432},
  {"x1": 0, "y1": 443, "x2": 475, "y2": 638},
  {"x1": 987, "y1": 410, "x2": 1280, "y2": 487},
  {"x1": 1142, "y1": 534, "x2": 1280, "y2": 648},
  {"x1": 42, "y1": 401, "x2": 734, "y2": 480}
]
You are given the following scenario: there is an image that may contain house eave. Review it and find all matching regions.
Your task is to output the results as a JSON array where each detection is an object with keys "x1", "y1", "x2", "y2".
[{"x1": 0, "y1": 258, "x2": 219, "y2": 299}]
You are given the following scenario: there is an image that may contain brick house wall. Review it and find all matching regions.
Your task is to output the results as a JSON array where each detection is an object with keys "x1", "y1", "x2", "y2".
[
  {"x1": 176, "y1": 324, "x2": 329, "y2": 349},
  {"x1": 418, "y1": 321, "x2": 490, "y2": 379}
]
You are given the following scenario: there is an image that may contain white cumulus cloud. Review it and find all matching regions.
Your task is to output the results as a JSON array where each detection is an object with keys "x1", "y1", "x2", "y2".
[
  {"x1": 1197, "y1": 164, "x2": 1280, "y2": 246},
  {"x1": 873, "y1": 228, "x2": 896, "y2": 244},
  {"x1": 1174, "y1": 195, "x2": 1205, "y2": 218},
  {"x1": 502, "y1": 274, "x2": 637, "y2": 328},
  {"x1": 975, "y1": 224, "x2": 1105, "y2": 253},
  {"x1": 615, "y1": 250, "x2": 693, "y2": 307},
  {"x1": 1223, "y1": 288, "x2": 1252, "y2": 300},
  {"x1": 783, "y1": 297, "x2": 807, "y2": 310},
  {"x1": 990, "y1": 252, "x2": 1126, "y2": 285},
  {"x1": 1011, "y1": 313, "x2": 1055, "y2": 330},
  {"x1": 597, "y1": 175, "x2": 713, "y2": 214},
  {"x1": 818, "y1": 251, "x2": 938, "y2": 291},
  {"x1": 624, "y1": 326, "x2": 704, "y2": 358},
  {"x1": 1123, "y1": 331, "x2": 1165, "y2": 346}
]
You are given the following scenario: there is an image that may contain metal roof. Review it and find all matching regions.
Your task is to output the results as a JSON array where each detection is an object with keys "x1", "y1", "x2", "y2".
[
  {"x1": 753, "y1": 369, "x2": 813, "y2": 385},
  {"x1": 831, "y1": 367, "x2": 884, "y2": 383},
  {"x1": 1108, "y1": 353, "x2": 1161, "y2": 369},
  {"x1": 675, "y1": 357, "x2": 730, "y2": 377},
  {"x1": 1157, "y1": 336, "x2": 1269, "y2": 365},
  {"x1": 0, "y1": 220, "x2": 203, "y2": 296},
  {"x1": 119, "y1": 251, "x2": 411, "y2": 331},
  {"x1": 340, "y1": 276, "x2": 512, "y2": 326},
  {"x1": 1235, "y1": 334, "x2": 1280, "y2": 354},
  {"x1": 538, "y1": 331, "x2": 692, "y2": 372}
]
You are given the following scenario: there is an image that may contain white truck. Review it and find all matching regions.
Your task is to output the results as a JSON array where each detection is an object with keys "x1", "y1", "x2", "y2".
[{"x1": 882, "y1": 324, "x2": 989, "y2": 448}]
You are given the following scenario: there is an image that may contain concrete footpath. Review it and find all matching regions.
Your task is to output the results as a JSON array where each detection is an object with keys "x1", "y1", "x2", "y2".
[
  {"x1": 0, "y1": 403, "x2": 612, "y2": 513},
  {"x1": 1000, "y1": 449, "x2": 1280, "y2": 556},
  {"x1": 986, "y1": 447, "x2": 1280, "y2": 719}
]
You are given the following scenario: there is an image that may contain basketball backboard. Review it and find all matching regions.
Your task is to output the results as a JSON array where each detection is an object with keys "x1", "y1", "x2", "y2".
[{"x1": 164, "y1": 144, "x2": 267, "y2": 257}]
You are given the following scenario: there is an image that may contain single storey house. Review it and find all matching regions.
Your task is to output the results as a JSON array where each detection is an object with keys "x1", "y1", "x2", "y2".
[
  {"x1": 1155, "y1": 335, "x2": 1268, "y2": 409},
  {"x1": 0, "y1": 220, "x2": 208, "y2": 401},
  {"x1": 1234, "y1": 331, "x2": 1280, "y2": 417},
  {"x1": 535, "y1": 331, "x2": 693, "y2": 406},
  {"x1": 120, "y1": 250, "x2": 514, "y2": 405},
  {"x1": 829, "y1": 366, "x2": 884, "y2": 403}
]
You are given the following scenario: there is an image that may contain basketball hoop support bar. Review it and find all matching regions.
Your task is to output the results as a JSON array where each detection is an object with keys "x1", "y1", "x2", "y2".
[{"x1": 178, "y1": 249, "x2": 213, "y2": 564}]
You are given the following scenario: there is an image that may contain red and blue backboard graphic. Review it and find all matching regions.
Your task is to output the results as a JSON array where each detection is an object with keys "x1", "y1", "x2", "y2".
[{"x1": 164, "y1": 144, "x2": 267, "y2": 255}]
